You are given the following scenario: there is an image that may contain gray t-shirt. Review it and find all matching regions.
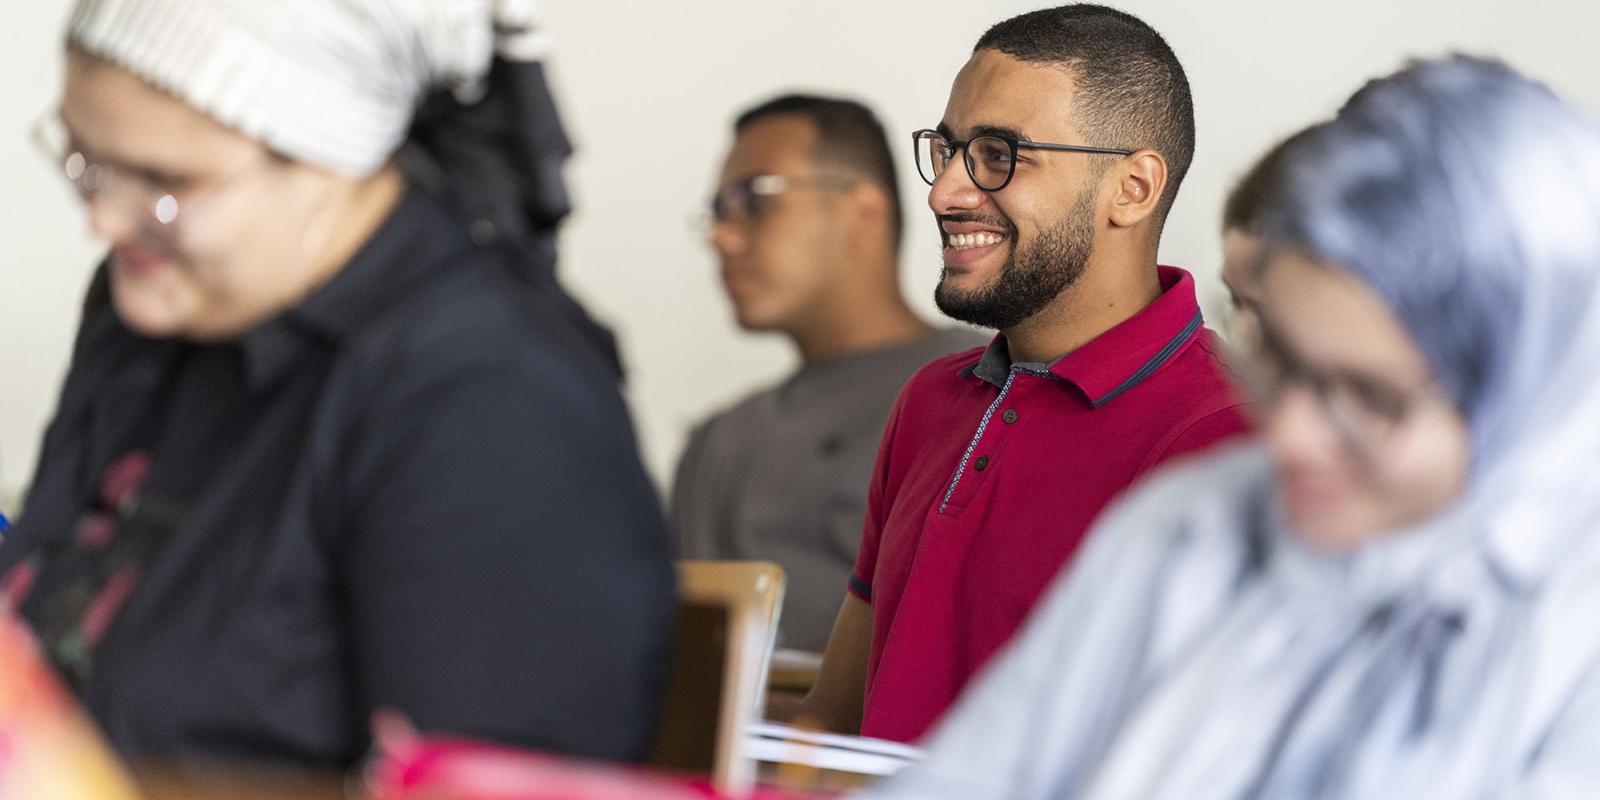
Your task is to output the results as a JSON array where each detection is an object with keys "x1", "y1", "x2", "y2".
[{"x1": 671, "y1": 327, "x2": 986, "y2": 651}]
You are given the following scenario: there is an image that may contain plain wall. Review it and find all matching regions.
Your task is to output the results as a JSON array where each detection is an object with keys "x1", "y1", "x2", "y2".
[{"x1": 3, "y1": 0, "x2": 1598, "y2": 507}]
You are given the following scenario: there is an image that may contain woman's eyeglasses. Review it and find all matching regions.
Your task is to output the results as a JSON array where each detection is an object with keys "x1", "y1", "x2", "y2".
[
  {"x1": 1247, "y1": 318, "x2": 1447, "y2": 458},
  {"x1": 31, "y1": 112, "x2": 275, "y2": 246}
]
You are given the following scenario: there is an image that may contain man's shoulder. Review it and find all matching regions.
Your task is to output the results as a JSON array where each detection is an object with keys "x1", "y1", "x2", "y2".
[
  {"x1": 1132, "y1": 329, "x2": 1254, "y2": 467},
  {"x1": 1147, "y1": 328, "x2": 1248, "y2": 410}
]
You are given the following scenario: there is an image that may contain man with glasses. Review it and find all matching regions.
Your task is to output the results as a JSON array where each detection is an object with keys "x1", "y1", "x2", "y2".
[
  {"x1": 789, "y1": 5, "x2": 1251, "y2": 742},
  {"x1": 675, "y1": 94, "x2": 981, "y2": 653}
]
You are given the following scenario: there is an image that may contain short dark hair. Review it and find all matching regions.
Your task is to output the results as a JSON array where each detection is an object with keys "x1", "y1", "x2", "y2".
[
  {"x1": 1222, "y1": 127, "x2": 1320, "y2": 233},
  {"x1": 976, "y1": 4, "x2": 1194, "y2": 229},
  {"x1": 734, "y1": 93, "x2": 903, "y2": 246}
]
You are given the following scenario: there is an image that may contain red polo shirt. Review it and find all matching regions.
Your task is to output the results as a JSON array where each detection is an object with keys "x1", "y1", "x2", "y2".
[{"x1": 848, "y1": 266, "x2": 1251, "y2": 743}]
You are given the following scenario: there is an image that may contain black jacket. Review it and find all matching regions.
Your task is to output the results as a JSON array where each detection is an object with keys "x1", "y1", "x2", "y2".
[{"x1": 2, "y1": 186, "x2": 674, "y2": 768}]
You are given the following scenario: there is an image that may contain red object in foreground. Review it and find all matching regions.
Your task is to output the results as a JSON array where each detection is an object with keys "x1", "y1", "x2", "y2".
[
  {"x1": 363, "y1": 715, "x2": 830, "y2": 800},
  {"x1": 0, "y1": 609, "x2": 144, "y2": 799}
]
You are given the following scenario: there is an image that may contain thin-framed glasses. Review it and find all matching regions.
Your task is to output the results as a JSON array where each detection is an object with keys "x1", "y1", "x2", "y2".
[
  {"x1": 706, "y1": 173, "x2": 856, "y2": 228},
  {"x1": 913, "y1": 128, "x2": 1133, "y2": 192},
  {"x1": 31, "y1": 112, "x2": 271, "y2": 245},
  {"x1": 1248, "y1": 316, "x2": 1446, "y2": 458}
]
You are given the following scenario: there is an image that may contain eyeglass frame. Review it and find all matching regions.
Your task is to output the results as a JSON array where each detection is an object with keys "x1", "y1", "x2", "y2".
[
  {"x1": 704, "y1": 172, "x2": 857, "y2": 228},
  {"x1": 31, "y1": 110, "x2": 281, "y2": 245},
  {"x1": 912, "y1": 127, "x2": 1134, "y2": 192},
  {"x1": 1246, "y1": 307, "x2": 1450, "y2": 461}
]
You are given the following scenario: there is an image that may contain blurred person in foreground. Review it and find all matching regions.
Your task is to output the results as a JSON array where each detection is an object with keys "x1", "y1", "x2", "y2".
[
  {"x1": 0, "y1": 0, "x2": 674, "y2": 772},
  {"x1": 791, "y1": 4, "x2": 1252, "y2": 742},
  {"x1": 860, "y1": 55, "x2": 1600, "y2": 798},
  {"x1": 674, "y1": 94, "x2": 981, "y2": 653}
]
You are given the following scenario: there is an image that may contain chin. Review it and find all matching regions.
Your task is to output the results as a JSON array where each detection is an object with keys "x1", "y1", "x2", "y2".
[
  {"x1": 731, "y1": 305, "x2": 784, "y2": 333},
  {"x1": 936, "y1": 272, "x2": 981, "y2": 297},
  {"x1": 1281, "y1": 491, "x2": 1410, "y2": 552},
  {"x1": 936, "y1": 269, "x2": 998, "y2": 305},
  {"x1": 1276, "y1": 476, "x2": 1375, "y2": 551},
  {"x1": 1286, "y1": 514, "x2": 1374, "y2": 552},
  {"x1": 110, "y1": 280, "x2": 193, "y2": 340}
]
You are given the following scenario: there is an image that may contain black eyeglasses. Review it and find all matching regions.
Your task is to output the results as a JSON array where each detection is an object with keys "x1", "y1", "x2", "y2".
[{"x1": 913, "y1": 128, "x2": 1132, "y2": 192}]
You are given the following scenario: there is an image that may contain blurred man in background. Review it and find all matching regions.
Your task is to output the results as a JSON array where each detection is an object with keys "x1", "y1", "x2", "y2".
[{"x1": 673, "y1": 94, "x2": 981, "y2": 652}]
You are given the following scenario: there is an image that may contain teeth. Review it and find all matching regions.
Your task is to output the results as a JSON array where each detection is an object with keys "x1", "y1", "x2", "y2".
[{"x1": 947, "y1": 232, "x2": 1003, "y2": 250}]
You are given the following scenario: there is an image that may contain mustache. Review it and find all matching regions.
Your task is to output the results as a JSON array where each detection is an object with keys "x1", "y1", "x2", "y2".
[{"x1": 936, "y1": 212, "x2": 1016, "y2": 238}]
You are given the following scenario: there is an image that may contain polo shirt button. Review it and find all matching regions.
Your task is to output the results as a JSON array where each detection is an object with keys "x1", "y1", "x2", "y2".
[
  {"x1": 1002, "y1": 408, "x2": 1019, "y2": 424},
  {"x1": 974, "y1": 455, "x2": 990, "y2": 471}
]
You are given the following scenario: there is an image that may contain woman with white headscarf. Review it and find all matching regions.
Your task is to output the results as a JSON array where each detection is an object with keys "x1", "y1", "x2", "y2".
[
  {"x1": 860, "y1": 55, "x2": 1600, "y2": 798},
  {"x1": 0, "y1": 0, "x2": 674, "y2": 770}
]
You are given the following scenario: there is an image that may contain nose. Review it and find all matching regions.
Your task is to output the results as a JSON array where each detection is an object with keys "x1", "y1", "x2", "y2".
[
  {"x1": 1264, "y1": 384, "x2": 1342, "y2": 469},
  {"x1": 927, "y1": 153, "x2": 986, "y2": 216},
  {"x1": 708, "y1": 217, "x2": 748, "y2": 260},
  {"x1": 82, "y1": 189, "x2": 142, "y2": 245}
]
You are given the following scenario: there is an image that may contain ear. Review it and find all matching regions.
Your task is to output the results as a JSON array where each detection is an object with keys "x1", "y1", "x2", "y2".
[
  {"x1": 1106, "y1": 149, "x2": 1168, "y2": 230},
  {"x1": 845, "y1": 182, "x2": 893, "y2": 253}
]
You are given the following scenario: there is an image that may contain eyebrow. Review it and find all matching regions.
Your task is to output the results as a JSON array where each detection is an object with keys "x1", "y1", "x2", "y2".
[
  {"x1": 934, "y1": 122, "x2": 1029, "y2": 142},
  {"x1": 970, "y1": 124, "x2": 1027, "y2": 141},
  {"x1": 63, "y1": 125, "x2": 171, "y2": 181}
]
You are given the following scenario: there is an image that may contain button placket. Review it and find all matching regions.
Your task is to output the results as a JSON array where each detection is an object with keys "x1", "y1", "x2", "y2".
[{"x1": 940, "y1": 367, "x2": 1044, "y2": 513}]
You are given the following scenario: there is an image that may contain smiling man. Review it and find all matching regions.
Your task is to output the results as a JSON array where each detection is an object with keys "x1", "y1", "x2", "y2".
[{"x1": 789, "y1": 4, "x2": 1252, "y2": 743}]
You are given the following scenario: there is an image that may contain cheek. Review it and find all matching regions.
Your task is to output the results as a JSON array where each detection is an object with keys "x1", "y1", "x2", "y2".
[
  {"x1": 182, "y1": 187, "x2": 318, "y2": 289},
  {"x1": 985, "y1": 196, "x2": 1025, "y2": 238},
  {"x1": 1373, "y1": 414, "x2": 1471, "y2": 522},
  {"x1": 168, "y1": 225, "x2": 273, "y2": 309},
  {"x1": 148, "y1": 187, "x2": 325, "y2": 337},
  {"x1": 1269, "y1": 402, "x2": 1364, "y2": 517},
  {"x1": 756, "y1": 223, "x2": 830, "y2": 280}
]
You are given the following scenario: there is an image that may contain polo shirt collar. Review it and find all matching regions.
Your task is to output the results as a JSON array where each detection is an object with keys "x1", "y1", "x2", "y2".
[
  {"x1": 957, "y1": 266, "x2": 1206, "y2": 407},
  {"x1": 959, "y1": 336, "x2": 1013, "y2": 386},
  {"x1": 239, "y1": 187, "x2": 475, "y2": 389}
]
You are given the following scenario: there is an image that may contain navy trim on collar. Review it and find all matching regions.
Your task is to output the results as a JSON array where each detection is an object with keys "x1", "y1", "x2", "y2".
[{"x1": 1090, "y1": 309, "x2": 1204, "y2": 407}]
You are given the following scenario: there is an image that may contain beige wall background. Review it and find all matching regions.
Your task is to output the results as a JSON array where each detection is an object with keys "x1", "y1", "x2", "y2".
[{"x1": 3, "y1": 0, "x2": 1598, "y2": 508}]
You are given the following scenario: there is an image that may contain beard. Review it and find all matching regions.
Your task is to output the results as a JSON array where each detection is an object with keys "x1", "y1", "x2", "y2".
[{"x1": 934, "y1": 187, "x2": 1096, "y2": 330}]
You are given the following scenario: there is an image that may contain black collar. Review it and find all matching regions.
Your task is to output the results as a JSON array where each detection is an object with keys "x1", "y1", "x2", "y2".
[{"x1": 238, "y1": 187, "x2": 476, "y2": 389}]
